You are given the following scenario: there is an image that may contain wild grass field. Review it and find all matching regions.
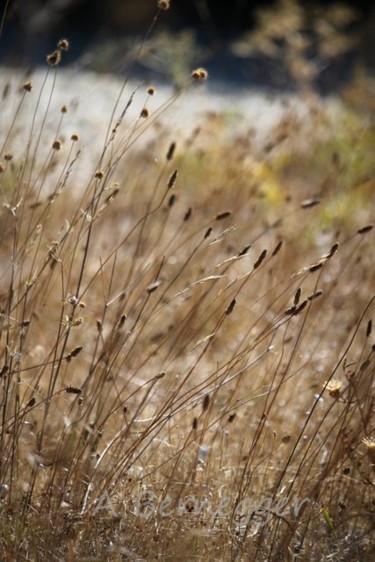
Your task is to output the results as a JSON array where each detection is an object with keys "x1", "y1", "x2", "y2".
[{"x1": 0, "y1": 2, "x2": 374, "y2": 561}]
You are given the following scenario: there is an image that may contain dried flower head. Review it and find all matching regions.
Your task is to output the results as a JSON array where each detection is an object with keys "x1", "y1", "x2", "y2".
[
  {"x1": 57, "y1": 38, "x2": 70, "y2": 51},
  {"x1": 140, "y1": 107, "x2": 150, "y2": 118},
  {"x1": 253, "y1": 249, "x2": 267, "y2": 270},
  {"x1": 362, "y1": 437, "x2": 375, "y2": 462},
  {"x1": 61, "y1": 105, "x2": 68, "y2": 113},
  {"x1": 22, "y1": 81, "x2": 33, "y2": 92},
  {"x1": 47, "y1": 50, "x2": 62, "y2": 67},
  {"x1": 147, "y1": 86, "x2": 155, "y2": 95},
  {"x1": 238, "y1": 245, "x2": 251, "y2": 257},
  {"x1": 357, "y1": 225, "x2": 373, "y2": 235},
  {"x1": 71, "y1": 133, "x2": 79, "y2": 142},
  {"x1": 166, "y1": 142, "x2": 176, "y2": 161},
  {"x1": 157, "y1": 0, "x2": 170, "y2": 10},
  {"x1": 272, "y1": 240, "x2": 283, "y2": 256},
  {"x1": 309, "y1": 262, "x2": 324, "y2": 273},
  {"x1": 324, "y1": 379, "x2": 342, "y2": 399},
  {"x1": 215, "y1": 211, "x2": 232, "y2": 220},
  {"x1": 307, "y1": 289, "x2": 323, "y2": 301},
  {"x1": 192, "y1": 67, "x2": 208, "y2": 80},
  {"x1": 226, "y1": 298, "x2": 236, "y2": 315},
  {"x1": 52, "y1": 139, "x2": 62, "y2": 151},
  {"x1": 202, "y1": 394, "x2": 210, "y2": 412},
  {"x1": 4, "y1": 152, "x2": 13, "y2": 161},
  {"x1": 95, "y1": 170, "x2": 104, "y2": 179},
  {"x1": 65, "y1": 386, "x2": 82, "y2": 394},
  {"x1": 294, "y1": 287, "x2": 301, "y2": 306},
  {"x1": 2, "y1": 82, "x2": 10, "y2": 99},
  {"x1": 0, "y1": 163, "x2": 5, "y2": 173},
  {"x1": 167, "y1": 169, "x2": 178, "y2": 189}
]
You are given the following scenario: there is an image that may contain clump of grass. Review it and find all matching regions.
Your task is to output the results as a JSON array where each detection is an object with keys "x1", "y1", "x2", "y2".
[{"x1": 0, "y1": 4, "x2": 374, "y2": 562}]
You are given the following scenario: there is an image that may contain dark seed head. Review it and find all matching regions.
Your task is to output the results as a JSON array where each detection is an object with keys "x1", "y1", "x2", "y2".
[
  {"x1": 253, "y1": 249, "x2": 267, "y2": 270},
  {"x1": 357, "y1": 225, "x2": 373, "y2": 234}
]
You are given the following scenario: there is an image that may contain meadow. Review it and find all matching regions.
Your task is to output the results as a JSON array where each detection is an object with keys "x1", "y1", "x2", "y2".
[{"x1": 0, "y1": 3, "x2": 374, "y2": 561}]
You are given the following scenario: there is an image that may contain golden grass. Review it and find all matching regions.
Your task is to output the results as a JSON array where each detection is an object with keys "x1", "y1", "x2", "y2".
[{"x1": 0, "y1": 7, "x2": 374, "y2": 562}]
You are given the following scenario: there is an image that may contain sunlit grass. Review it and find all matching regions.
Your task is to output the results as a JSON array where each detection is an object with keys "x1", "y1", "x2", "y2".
[{"x1": 0, "y1": 3, "x2": 374, "y2": 561}]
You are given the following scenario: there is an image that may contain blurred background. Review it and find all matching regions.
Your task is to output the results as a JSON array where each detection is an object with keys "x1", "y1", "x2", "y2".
[{"x1": 1, "y1": 0, "x2": 375, "y2": 91}]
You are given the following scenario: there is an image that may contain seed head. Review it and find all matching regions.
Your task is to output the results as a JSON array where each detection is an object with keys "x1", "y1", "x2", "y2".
[
  {"x1": 307, "y1": 289, "x2": 323, "y2": 301},
  {"x1": 362, "y1": 437, "x2": 375, "y2": 462},
  {"x1": 215, "y1": 211, "x2": 232, "y2": 220},
  {"x1": 140, "y1": 107, "x2": 149, "y2": 118},
  {"x1": 117, "y1": 314, "x2": 127, "y2": 330},
  {"x1": 61, "y1": 105, "x2": 68, "y2": 113},
  {"x1": 357, "y1": 225, "x2": 373, "y2": 235},
  {"x1": 295, "y1": 300, "x2": 307, "y2": 315},
  {"x1": 27, "y1": 397, "x2": 36, "y2": 408},
  {"x1": 238, "y1": 245, "x2": 251, "y2": 257},
  {"x1": 226, "y1": 298, "x2": 236, "y2": 315},
  {"x1": 253, "y1": 249, "x2": 267, "y2": 270},
  {"x1": 309, "y1": 262, "x2": 323, "y2": 273},
  {"x1": 324, "y1": 379, "x2": 342, "y2": 399},
  {"x1": 202, "y1": 394, "x2": 210, "y2": 412},
  {"x1": 147, "y1": 86, "x2": 155, "y2": 95},
  {"x1": 285, "y1": 306, "x2": 296, "y2": 316},
  {"x1": 166, "y1": 142, "x2": 176, "y2": 161},
  {"x1": 2, "y1": 82, "x2": 10, "y2": 99},
  {"x1": 204, "y1": 227, "x2": 212, "y2": 239},
  {"x1": 22, "y1": 81, "x2": 33, "y2": 92},
  {"x1": 271, "y1": 240, "x2": 283, "y2": 257},
  {"x1": 71, "y1": 345, "x2": 83, "y2": 357},
  {"x1": 326, "y1": 242, "x2": 339, "y2": 259},
  {"x1": 168, "y1": 194, "x2": 176, "y2": 207},
  {"x1": 192, "y1": 67, "x2": 208, "y2": 80},
  {"x1": 57, "y1": 38, "x2": 70, "y2": 51},
  {"x1": 4, "y1": 152, "x2": 13, "y2": 161},
  {"x1": 47, "y1": 50, "x2": 62, "y2": 67},
  {"x1": 71, "y1": 133, "x2": 79, "y2": 142},
  {"x1": 52, "y1": 139, "x2": 62, "y2": 151},
  {"x1": 294, "y1": 288, "x2": 301, "y2": 306},
  {"x1": 65, "y1": 386, "x2": 82, "y2": 394},
  {"x1": 157, "y1": 0, "x2": 170, "y2": 10},
  {"x1": 167, "y1": 169, "x2": 178, "y2": 189}
]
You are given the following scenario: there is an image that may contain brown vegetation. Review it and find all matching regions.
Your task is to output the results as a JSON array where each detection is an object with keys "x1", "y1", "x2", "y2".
[{"x1": 0, "y1": 3, "x2": 374, "y2": 561}]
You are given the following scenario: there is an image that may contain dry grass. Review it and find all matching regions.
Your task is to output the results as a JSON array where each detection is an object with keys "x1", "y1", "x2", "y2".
[{"x1": 1, "y1": 4, "x2": 375, "y2": 562}]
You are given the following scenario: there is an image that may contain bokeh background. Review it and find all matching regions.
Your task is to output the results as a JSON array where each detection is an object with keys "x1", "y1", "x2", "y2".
[{"x1": 2, "y1": 0, "x2": 375, "y2": 91}]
